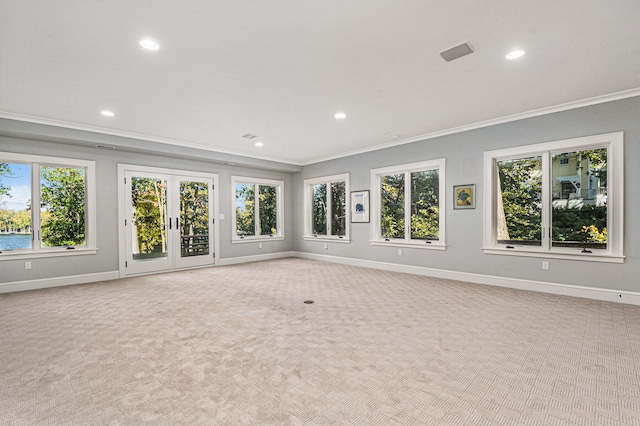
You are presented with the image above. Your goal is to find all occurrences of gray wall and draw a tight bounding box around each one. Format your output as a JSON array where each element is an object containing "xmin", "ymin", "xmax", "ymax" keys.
[
  {"xmin": 2, "ymin": 96, "xmax": 639, "ymax": 294},
  {"xmin": 0, "ymin": 132, "xmax": 294, "ymax": 284},
  {"xmin": 293, "ymin": 96, "xmax": 640, "ymax": 292}
]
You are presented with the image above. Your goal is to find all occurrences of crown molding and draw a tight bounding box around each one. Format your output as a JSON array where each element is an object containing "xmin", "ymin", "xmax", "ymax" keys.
[
  {"xmin": 2, "ymin": 88, "xmax": 639, "ymax": 168},
  {"xmin": 301, "ymin": 88, "xmax": 640, "ymax": 165}
]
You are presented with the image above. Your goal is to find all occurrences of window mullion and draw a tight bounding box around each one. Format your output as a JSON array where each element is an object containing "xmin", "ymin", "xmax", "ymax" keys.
[
  {"xmin": 32, "ymin": 163, "xmax": 42, "ymax": 251},
  {"xmin": 254, "ymin": 184, "xmax": 260, "ymax": 236},
  {"xmin": 327, "ymin": 181, "xmax": 332, "ymax": 235},
  {"xmin": 404, "ymin": 171, "xmax": 411, "ymax": 242},
  {"xmin": 376, "ymin": 175, "xmax": 382, "ymax": 240},
  {"xmin": 541, "ymin": 152, "xmax": 551, "ymax": 252},
  {"xmin": 306, "ymin": 184, "xmax": 311, "ymax": 236}
]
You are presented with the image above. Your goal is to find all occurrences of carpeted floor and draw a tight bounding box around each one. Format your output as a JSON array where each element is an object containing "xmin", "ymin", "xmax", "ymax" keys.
[{"xmin": 1, "ymin": 258, "xmax": 639, "ymax": 425}]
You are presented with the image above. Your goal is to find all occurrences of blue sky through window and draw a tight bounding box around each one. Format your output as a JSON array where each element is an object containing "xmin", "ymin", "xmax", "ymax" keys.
[{"xmin": 0, "ymin": 163, "xmax": 31, "ymax": 211}]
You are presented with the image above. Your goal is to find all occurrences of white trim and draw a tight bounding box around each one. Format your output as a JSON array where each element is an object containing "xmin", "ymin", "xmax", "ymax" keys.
[
  {"xmin": 0, "ymin": 152, "xmax": 96, "ymax": 254},
  {"xmin": 218, "ymin": 251, "xmax": 294, "ymax": 266},
  {"xmin": 0, "ymin": 271, "xmax": 119, "ymax": 294},
  {"xmin": 304, "ymin": 236, "xmax": 351, "ymax": 243},
  {"xmin": 0, "ymin": 248, "xmax": 98, "ymax": 261},
  {"xmin": 232, "ymin": 236, "xmax": 285, "ymax": 244},
  {"xmin": 302, "ymin": 89, "xmax": 640, "ymax": 165},
  {"xmin": 304, "ymin": 173, "xmax": 351, "ymax": 185},
  {"xmin": 4, "ymin": 90, "xmax": 638, "ymax": 167},
  {"xmin": 231, "ymin": 176, "xmax": 284, "ymax": 241},
  {"xmin": 483, "ymin": 132, "xmax": 623, "ymax": 261},
  {"xmin": 482, "ymin": 248, "xmax": 624, "ymax": 263},
  {"xmin": 0, "ymin": 111, "xmax": 302, "ymax": 166},
  {"xmin": 303, "ymin": 173, "xmax": 350, "ymax": 240},
  {"xmin": 1, "ymin": 252, "xmax": 637, "ymax": 305},
  {"xmin": 292, "ymin": 252, "xmax": 640, "ymax": 306},
  {"xmin": 370, "ymin": 158, "xmax": 446, "ymax": 247},
  {"xmin": 117, "ymin": 164, "xmax": 220, "ymax": 277},
  {"xmin": 369, "ymin": 240, "xmax": 446, "ymax": 250}
]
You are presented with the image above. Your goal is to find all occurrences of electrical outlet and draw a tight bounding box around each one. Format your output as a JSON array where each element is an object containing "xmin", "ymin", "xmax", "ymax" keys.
[
  {"xmin": 258, "ymin": 242, "xmax": 262, "ymax": 249},
  {"xmin": 398, "ymin": 249, "xmax": 402, "ymax": 256},
  {"xmin": 25, "ymin": 261, "xmax": 32, "ymax": 270},
  {"xmin": 542, "ymin": 261, "xmax": 549, "ymax": 270},
  {"xmin": 324, "ymin": 243, "xmax": 328, "ymax": 250}
]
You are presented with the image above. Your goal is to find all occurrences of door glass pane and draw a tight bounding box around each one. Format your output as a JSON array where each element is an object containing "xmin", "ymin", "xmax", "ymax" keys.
[
  {"xmin": 131, "ymin": 177, "xmax": 168, "ymax": 259},
  {"xmin": 410, "ymin": 170, "xmax": 439, "ymax": 240},
  {"xmin": 381, "ymin": 174, "xmax": 405, "ymax": 239},
  {"xmin": 258, "ymin": 185, "xmax": 277, "ymax": 235},
  {"xmin": 551, "ymin": 148, "xmax": 607, "ymax": 250},
  {"xmin": 496, "ymin": 156, "xmax": 542, "ymax": 246},
  {"xmin": 312, "ymin": 183, "xmax": 327, "ymax": 235},
  {"xmin": 235, "ymin": 183, "xmax": 255, "ymax": 237},
  {"xmin": 40, "ymin": 166, "xmax": 86, "ymax": 247},
  {"xmin": 0, "ymin": 163, "xmax": 32, "ymax": 250},
  {"xmin": 180, "ymin": 180, "xmax": 209, "ymax": 257},
  {"xmin": 330, "ymin": 181, "xmax": 346, "ymax": 236}
]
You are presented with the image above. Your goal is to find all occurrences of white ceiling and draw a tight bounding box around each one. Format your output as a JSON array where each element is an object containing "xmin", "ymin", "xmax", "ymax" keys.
[{"xmin": 1, "ymin": 1, "xmax": 640, "ymax": 165}]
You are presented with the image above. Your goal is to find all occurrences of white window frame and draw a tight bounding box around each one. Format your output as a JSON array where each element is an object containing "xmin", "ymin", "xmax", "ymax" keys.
[
  {"xmin": 231, "ymin": 176, "xmax": 284, "ymax": 243},
  {"xmin": 0, "ymin": 152, "xmax": 97, "ymax": 260},
  {"xmin": 483, "ymin": 131, "xmax": 624, "ymax": 263},
  {"xmin": 303, "ymin": 173, "xmax": 350, "ymax": 243},
  {"xmin": 370, "ymin": 158, "xmax": 446, "ymax": 250}
]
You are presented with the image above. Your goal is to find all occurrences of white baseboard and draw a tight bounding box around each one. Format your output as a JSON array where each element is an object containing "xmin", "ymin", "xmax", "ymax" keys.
[
  {"xmin": 293, "ymin": 252, "xmax": 640, "ymax": 306},
  {"xmin": 0, "ymin": 271, "xmax": 120, "ymax": 294},
  {"xmin": 218, "ymin": 251, "xmax": 295, "ymax": 266},
  {"xmin": 3, "ymin": 253, "xmax": 636, "ymax": 306}
]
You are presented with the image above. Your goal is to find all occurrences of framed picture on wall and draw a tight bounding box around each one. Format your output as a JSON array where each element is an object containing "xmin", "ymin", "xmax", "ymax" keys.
[
  {"xmin": 351, "ymin": 190, "xmax": 370, "ymax": 223},
  {"xmin": 453, "ymin": 184, "xmax": 475, "ymax": 209}
]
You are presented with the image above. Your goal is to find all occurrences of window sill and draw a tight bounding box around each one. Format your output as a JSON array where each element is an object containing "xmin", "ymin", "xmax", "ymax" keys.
[
  {"xmin": 482, "ymin": 247, "xmax": 624, "ymax": 264},
  {"xmin": 0, "ymin": 248, "xmax": 99, "ymax": 261},
  {"xmin": 304, "ymin": 236, "xmax": 351, "ymax": 244},
  {"xmin": 370, "ymin": 240, "xmax": 446, "ymax": 250},
  {"xmin": 232, "ymin": 236, "xmax": 285, "ymax": 244}
]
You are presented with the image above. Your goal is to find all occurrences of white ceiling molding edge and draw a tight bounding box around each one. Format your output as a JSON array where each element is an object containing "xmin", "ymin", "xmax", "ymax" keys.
[
  {"xmin": 301, "ymin": 88, "xmax": 640, "ymax": 166},
  {"xmin": 2, "ymin": 87, "xmax": 639, "ymax": 168},
  {"xmin": 0, "ymin": 111, "xmax": 303, "ymax": 167}
]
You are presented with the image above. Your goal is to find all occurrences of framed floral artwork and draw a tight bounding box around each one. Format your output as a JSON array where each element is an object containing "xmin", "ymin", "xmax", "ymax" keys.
[{"xmin": 453, "ymin": 184, "xmax": 475, "ymax": 209}]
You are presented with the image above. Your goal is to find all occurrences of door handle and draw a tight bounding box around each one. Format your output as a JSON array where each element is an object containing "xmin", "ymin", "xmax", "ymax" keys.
[
  {"xmin": 176, "ymin": 218, "xmax": 179, "ymax": 230},
  {"xmin": 168, "ymin": 218, "xmax": 172, "ymax": 230}
]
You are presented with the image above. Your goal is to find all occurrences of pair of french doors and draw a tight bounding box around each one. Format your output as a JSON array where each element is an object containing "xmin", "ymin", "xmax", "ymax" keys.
[{"xmin": 122, "ymin": 167, "xmax": 216, "ymax": 275}]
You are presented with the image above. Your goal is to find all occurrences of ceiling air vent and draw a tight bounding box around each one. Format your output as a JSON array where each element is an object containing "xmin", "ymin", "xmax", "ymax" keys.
[
  {"xmin": 440, "ymin": 42, "xmax": 474, "ymax": 62},
  {"xmin": 242, "ymin": 133, "xmax": 258, "ymax": 139}
]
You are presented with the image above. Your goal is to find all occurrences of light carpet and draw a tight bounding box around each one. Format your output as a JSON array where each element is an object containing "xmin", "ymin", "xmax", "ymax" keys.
[{"xmin": 1, "ymin": 258, "xmax": 639, "ymax": 425}]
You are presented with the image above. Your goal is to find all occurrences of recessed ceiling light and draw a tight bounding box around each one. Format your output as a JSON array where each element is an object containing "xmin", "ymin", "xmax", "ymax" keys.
[
  {"xmin": 334, "ymin": 112, "xmax": 346, "ymax": 119},
  {"xmin": 506, "ymin": 49, "xmax": 525, "ymax": 60},
  {"xmin": 139, "ymin": 39, "xmax": 160, "ymax": 51},
  {"xmin": 254, "ymin": 141, "xmax": 264, "ymax": 147},
  {"xmin": 100, "ymin": 110, "xmax": 114, "ymax": 117}
]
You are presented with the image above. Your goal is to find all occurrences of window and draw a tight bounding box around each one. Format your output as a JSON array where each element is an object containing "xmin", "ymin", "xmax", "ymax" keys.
[
  {"xmin": 370, "ymin": 159, "xmax": 446, "ymax": 249},
  {"xmin": 303, "ymin": 173, "xmax": 349, "ymax": 242},
  {"xmin": 0, "ymin": 153, "xmax": 96, "ymax": 258},
  {"xmin": 232, "ymin": 176, "xmax": 283, "ymax": 242},
  {"xmin": 483, "ymin": 132, "xmax": 623, "ymax": 262}
]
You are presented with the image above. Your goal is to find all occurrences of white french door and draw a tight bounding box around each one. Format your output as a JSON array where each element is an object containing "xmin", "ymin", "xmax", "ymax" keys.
[{"xmin": 119, "ymin": 166, "xmax": 217, "ymax": 276}]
